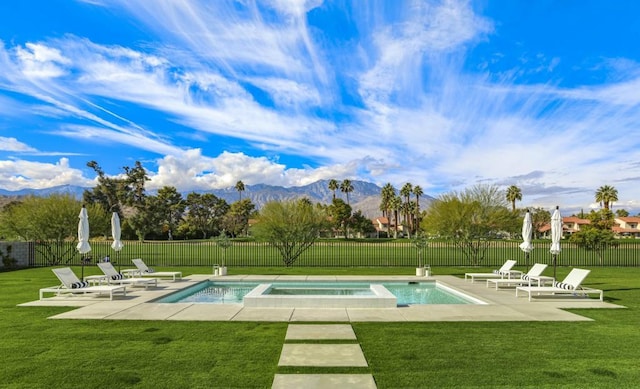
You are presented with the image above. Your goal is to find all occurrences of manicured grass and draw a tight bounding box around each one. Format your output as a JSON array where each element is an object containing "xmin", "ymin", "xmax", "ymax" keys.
[{"xmin": 1, "ymin": 266, "xmax": 639, "ymax": 388}]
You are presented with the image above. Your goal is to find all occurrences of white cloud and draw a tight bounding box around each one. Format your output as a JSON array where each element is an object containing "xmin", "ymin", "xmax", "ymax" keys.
[
  {"xmin": 0, "ymin": 137, "xmax": 37, "ymax": 152},
  {"xmin": 0, "ymin": 158, "xmax": 91, "ymax": 190},
  {"xmin": 14, "ymin": 42, "xmax": 71, "ymax": 78},
  {"xmin": 148, "ymin": 149, "xmax": 358, "ymax": 191}
]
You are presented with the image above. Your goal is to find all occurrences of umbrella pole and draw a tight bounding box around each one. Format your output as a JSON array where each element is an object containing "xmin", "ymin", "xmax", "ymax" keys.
[
  {"xmin": 552, "ymin": 254, "xmax": 557, "ymax": 280},
  {"xmin": 81, "ymin": 256, "xmax": 85, "ymax": 280}
]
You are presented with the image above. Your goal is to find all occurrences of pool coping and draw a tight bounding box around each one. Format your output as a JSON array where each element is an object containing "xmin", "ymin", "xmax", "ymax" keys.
[{"xmin": 21, "ymin": 274, "xmax": 624, "ymax": 322}]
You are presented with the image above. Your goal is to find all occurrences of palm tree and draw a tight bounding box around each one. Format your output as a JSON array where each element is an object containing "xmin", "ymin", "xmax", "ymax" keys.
[
  {"xmin": 235, "ymin": 180, "xmax": 245, "ymax": 201},
  {"xmin": 400, "ymin": 183, "xmax": 413, "ymax": 228},
  {"xmin": 390, "ymin": 195, "xmax": 402, "ymax": 238},
  {"xmin": 340, "ymin": 179, "xmax": 354, "ymax": 205},
  {"xmin": 506, "ymin": 185, "xmax": 522, "ymax": 212},
  {"xmin": 380, "ymin": 183, "xmax": 395, "ymax": 219},
  {"xmin": 328, "ymin": 179, "xmax": 338, "ymax": 200},
  {"xmin": 413, "ymin": 185, "xmax": 424, "ymax": 227},
  {"xmin": 595, "ymin": 185, "xmax": 618, "ymax": 210}
]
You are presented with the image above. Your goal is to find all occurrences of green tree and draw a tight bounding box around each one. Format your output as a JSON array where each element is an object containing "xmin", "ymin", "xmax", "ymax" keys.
[
  {"xmin": 251, "ymin": 199, "xmax": 328, "ymax": 267},
  {"xmin": 84, "ymin": 160, "xmax": 124, "ymax": 214},
  {"xmin": 235, "ymin": 180, "xmax": 245, "ymax": 201},
  {"xmin": 379, "ymin": 183, "xmax": 395, "ymax": 219},
  {"xmin": 421, "ymin": 184, "xmax": 518, "ymax": 265},
  {"xmin": 595, "ymin": 185, "xmax": 618, "ymax": 210},
  {"xmin": 340, "ymin": 179, "xmax": 354, "ymax": 205},
  {"xmin": 506, "ymin": 185, "xmax": 522, "ymax": 212},
  {"xmin": 127, "ymin": 195, "xmax": 163, "ymax": 241},
  {"xmin": 413, "ymin": 185, "xmax": 424, "ymax": 227},
  {"xmin": 569, "ymin": 209, "xmax": 618, "ymax": 264},
  {"xmin": 327, "ymin": 198, "xmax": 352, "ymax": 238},
  {"xmin": 530, "ymin": 207, "xmax": 551, "ymax": 239},
  {"xmin": 223, "ymin": 199, "xmax": 256, "ymax": 237},
  {"xmin": 390, "ymin": 195, "xmax": 402, "ymax": 238},
  {"xmin": 328, "ymin": 179, "xmax": 339, "ymax": 201},
  {"xmin": 122, "ymin": 161, "xmax": 149, "ymax": 206},
  {"xmin": 350, "ymin": 210, "xmax": 376, "ymax": 237},
  {"xmin": 181, "ymin": 193, "xmax": 229, "ymax": 239},
  {"xmin": 85, "ymin": 160, "xmax": 151, "ymax": 240},
  {"xmin": 615, "ymin": 209, "xmax": 629, "ymax": 217},
  {"xmin": 411, "ymin": 230, "xmax": 428, "ymax": 268},
  {"xmin": 215, "ymin": 230, "xmax": 233, "ymax": 269},
  {"xmin": 0, "ymin": 195, "xmax": 109, "ymax": 265},
  {"xmin": 400, "ymin": 183, "xmax": 413, "ymax": 231},
  {"xmin": 156, "ymin": 186, "xmax": 185, "ymax": 239}
]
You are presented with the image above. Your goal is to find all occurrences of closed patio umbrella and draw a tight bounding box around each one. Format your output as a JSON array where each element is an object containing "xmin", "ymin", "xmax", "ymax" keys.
[
  {"xmin": 519, "ymin": 209, "xmax": 534, "ymax": 271},
  {"xmin": 111, "ymin": 212, "xmax": 124, "ymax": 271},
  {"xmin": 77, "ymin": 206, "xmax": 91, "ymax": 279},
  {"xmin": 550, "ymin": 206, "xmax": 562, "ymax": 279}
]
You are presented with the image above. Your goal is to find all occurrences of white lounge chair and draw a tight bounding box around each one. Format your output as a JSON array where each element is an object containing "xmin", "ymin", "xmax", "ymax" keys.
[
  {"xmin": 486, "ymin": 263, "xmax": 549, "ymax": 290},
  {"xmin": 97, "ymin": 262, "xmax": 158, "ymax": 289},
  {"xmin": 516, "ymin": 268, "xmax": 604, "ymax": 301},
  {"xmin": 464, "ymin": 260, "xmax": 520, "ymax": 283},
  {"xmin": 122, "ymin": 258, "xmax": 182, "ymax": 281},
  {"xmin": 39, "ymin": 267, "xmax": 127, "ymax": 300}
]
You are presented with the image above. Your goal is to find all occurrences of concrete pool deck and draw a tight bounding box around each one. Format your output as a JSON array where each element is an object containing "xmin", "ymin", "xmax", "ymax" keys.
[{"xmin": 20, "ymin": 274, "xmax": 623, "ymax": 322}]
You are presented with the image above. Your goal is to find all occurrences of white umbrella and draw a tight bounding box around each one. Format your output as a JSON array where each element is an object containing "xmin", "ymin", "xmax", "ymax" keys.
[
  {"xmin": 111, "ymin": 212, "xmax": 124, "ymax": 271},
  {"xmin": 549, "ymin": 206, "xmax": 562, "ymax": 279},
  {"xmin": 77, "ymin": 206, "xmax": 91, "ymax": 279},
  {"xmin": 111, "ymin": 212, "xmax": 124, "ymax": 251},
  {"xmin": 519, "ymin": 209, "xmax": 534, "ymax": 270}
]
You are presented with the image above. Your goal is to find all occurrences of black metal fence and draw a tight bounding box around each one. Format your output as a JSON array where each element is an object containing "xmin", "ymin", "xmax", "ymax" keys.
[{"xmin": 26, "ymin": 239, "xmax": 640, "ymax": 268}]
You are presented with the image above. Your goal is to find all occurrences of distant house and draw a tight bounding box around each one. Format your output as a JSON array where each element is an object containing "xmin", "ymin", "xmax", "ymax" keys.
[
  {"xmin": 538, "ymin": 216, "xmax": 640, "ymax": 238},
  {"xmin": 613, "ymin": 217, "xmax": 640, "ymax": 238},
  {"xmin": 371, "ymin": 216, "xmax": 404, "ymax": 238},
  {"xmin": 538, "ymin": 216, "xmax": 590, "ymax": 238}
]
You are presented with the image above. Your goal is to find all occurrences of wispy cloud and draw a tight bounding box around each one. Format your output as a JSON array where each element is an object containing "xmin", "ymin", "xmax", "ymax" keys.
[
  {"xmin": 0, "ymin": 137, "xmax": 37, "ymax": 152},
  {"xmin": 0, "ymin": 0, "xmax": 639, "ymax": 214}
]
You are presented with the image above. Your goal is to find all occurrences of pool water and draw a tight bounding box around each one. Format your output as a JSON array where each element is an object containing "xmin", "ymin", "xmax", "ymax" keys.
[
  {"xmin": 266, "ymin": 287, "xmax": 374, "ymax": 296},
  {"xmin": 157, "ymin": 281, "xmax": 481, "ymax": 305}
]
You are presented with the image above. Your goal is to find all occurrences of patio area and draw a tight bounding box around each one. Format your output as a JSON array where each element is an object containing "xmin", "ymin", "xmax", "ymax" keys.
[{"xmin": 20, "ymin": 274, "xmax": 623, "ymax": 322}]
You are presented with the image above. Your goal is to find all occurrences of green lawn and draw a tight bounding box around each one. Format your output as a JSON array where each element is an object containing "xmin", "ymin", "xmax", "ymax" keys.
[{"xmin": 1, "ymin": 266, "xmax": 639, "ymax": 388}]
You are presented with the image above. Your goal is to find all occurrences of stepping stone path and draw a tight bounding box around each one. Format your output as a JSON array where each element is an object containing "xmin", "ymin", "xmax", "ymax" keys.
[{"xmin": 272, "ymin": 324, "xmax": 376, "ymax": 388}]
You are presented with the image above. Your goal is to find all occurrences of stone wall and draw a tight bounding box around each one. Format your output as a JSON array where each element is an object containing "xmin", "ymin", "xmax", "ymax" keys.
[{"xmin": 0, "ymin": 242, "xmax": 34, "ymax": 269}]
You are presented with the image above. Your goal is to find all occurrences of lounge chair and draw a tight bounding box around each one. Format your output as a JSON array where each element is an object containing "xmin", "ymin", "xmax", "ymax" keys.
[
  {"xmin": 486, "ymin": 263, "xmax": 549, "ymax": 290},
  {"xmin": 122, "ymin": 258, "xmax": 182, "ymax": 281},
  {"xmin": 464, "ymin": 260, "xmax": 520, "ymax": 283},
  {"xmin": 39, "ymin": 267, "xmax": 127, "ymax": 300},
  {"xmin": 97, "ymin": 262, "xmax": 158, "ymax": 289},
  {"xmin": 516, "ymin": 268, "xmax": 604, "ymax": 301}
]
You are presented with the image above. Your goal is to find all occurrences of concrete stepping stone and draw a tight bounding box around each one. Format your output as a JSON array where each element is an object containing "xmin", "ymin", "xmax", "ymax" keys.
[
  {"xmin": 285, "ymin": 324, "xmax": 356, "ymax": 340},
  {"xmin": 278, "ymin": 344, "xmax": 368, "ymax": 367},
  {"xmin": 272, "ymin": 374, "xmax": 376, "ymax": 388}
]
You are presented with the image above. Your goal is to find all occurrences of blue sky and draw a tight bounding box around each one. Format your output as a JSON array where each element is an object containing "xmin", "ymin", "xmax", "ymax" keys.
[{"xmin": 1, "ymin": 0, "xmax": 639, "ymax": 214}]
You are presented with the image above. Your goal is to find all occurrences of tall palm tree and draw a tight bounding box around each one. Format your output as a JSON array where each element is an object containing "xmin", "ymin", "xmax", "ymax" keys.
[
  {"xmin": 413, "ymin": 185, "xmax": 424, "ymax": 227},
  {"xmin": 390, "ymin": 195, "xmax": 402, "ymax": 238},
  {"xmin": 400, "ymin": 183, "xmax": 413, "ymax": 228},
  {"xmin": 506, "ymin": 185, "xmax": 522, "ymax": 212},
  {"xmin": 235, "ymin": 180, "xmax": 245, "ymax": 201},
  {"xmin": 595, "ymin": 185, "xmax": 618, "ymax": 210},
  {"xmin": 328, "ymin": 179, "xmax": 338, "ymax": 200},
  {"xmin": 340, "ymin": 179, "xmax": 354, "ymax": 205},
  {"xmin": 380, "ymin": 183, "xmax": 395, "ymax": 218}
]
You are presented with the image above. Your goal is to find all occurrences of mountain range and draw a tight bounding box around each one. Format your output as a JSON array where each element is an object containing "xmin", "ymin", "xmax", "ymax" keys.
[{"xmin": 0, "ymin": 180, "xmax": 435, "ymax": 218}]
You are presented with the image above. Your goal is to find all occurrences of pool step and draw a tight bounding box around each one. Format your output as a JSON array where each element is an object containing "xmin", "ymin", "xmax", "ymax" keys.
[{"xmin": 273, "ymin": 324, "xmax": 377, "ymax": 388}]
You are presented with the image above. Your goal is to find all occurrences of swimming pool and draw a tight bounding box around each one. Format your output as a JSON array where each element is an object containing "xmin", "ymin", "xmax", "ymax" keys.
[{"xmin": 156, "ymin": 281, "xmax": 485, "ymax": 306}]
